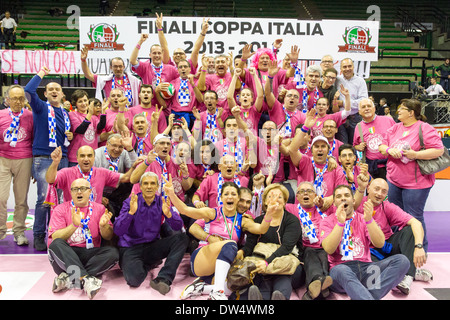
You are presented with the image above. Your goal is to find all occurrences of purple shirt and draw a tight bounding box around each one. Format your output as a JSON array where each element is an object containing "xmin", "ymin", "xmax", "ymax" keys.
[{"xmin": 114, "ymin": 193, "xmax": 183, "ymax": 247}]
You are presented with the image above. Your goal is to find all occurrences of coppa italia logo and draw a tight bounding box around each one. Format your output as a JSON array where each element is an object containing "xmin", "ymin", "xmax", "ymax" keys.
[
  {"xmin": 338, "ymin": 26, "xmax": 376, "ymax": 53},
  {"xmin": 85, "ymin": 23, "xmax": 124, "ymax": 51}
]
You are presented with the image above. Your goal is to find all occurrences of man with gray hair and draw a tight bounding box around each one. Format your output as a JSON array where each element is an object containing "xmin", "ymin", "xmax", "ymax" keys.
[
  {"xmin": 291, "ymin": 64, "xmax": 324, "ymax": 112},
  {"xmin": 335, "ymin": 58, "xmax": 368, "ymax": 144},
  {"xmin": 0, "ymin": 85, "xmax": 33, "ymax": 245},
  {"xmin": 114, "ymin": 172, "xmax": 188, "ymax": 294},
  {"xmin": 94, "ymin": 132, "xmax": 140, "ymax": 219}
]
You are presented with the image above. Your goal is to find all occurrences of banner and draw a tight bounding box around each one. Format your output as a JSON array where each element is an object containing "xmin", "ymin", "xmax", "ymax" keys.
[
  {"xmin": 0, "ymin": 50, "xmax": 81, "ymax": 74},
  {"xmin": 79, "ymin": 16, "xmax": 379, "ymax": 75}
]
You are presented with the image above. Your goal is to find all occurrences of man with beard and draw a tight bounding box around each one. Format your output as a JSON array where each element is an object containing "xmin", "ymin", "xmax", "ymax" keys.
[
  {"xmin": 25, "ymin": 67, "xmax": 72, "ymax": 251},
  {"xmin": 319, "ymin": 184, "xmax": 410, "ymax": 300}
]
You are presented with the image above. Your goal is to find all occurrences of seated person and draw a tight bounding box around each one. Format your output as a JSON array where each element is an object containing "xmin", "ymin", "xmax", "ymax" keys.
[{"xmin": 47, "ymin": 178, "xmax": 119, "ymax": 299}]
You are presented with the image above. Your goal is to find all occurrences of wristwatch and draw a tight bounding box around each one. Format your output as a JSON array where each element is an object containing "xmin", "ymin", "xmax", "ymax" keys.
[{"xmin": 415, "ymin": 243, "xmax": 423, "ymax": 249}]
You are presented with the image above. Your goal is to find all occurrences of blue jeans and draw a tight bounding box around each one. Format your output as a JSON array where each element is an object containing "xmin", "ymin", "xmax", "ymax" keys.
[
  {"xmin": 387, "ymin": 180, "xmax": 431, "ymax": 252},
  {"xmin": 32, "ymin": 156, "xmax": 68, "ymax": 238},
  {"xmin": 330, "ymin": 255, "xmax": 410, "ymax": 300}
]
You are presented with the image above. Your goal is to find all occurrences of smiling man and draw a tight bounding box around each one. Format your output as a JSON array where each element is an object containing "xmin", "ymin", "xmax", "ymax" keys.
[{"xmin": 25, "ymin": 67, "xmax": 71, "ymax": 251}]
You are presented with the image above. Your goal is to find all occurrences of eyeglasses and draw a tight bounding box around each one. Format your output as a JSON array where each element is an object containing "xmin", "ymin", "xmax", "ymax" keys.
[
  {"xmin": 297, "ymin": 189, "xmax": 315, "ymax": 194},
  {"xmin": 321, "ymin": 60, "xmax": 333, "ymax": 64},
  {"xmin": 70, "ymin": 186, "xmax": 91, "ymax": 193},
  {"xmin": 8, "ymin": 97, "xmax": 25, "ymax": 102}
]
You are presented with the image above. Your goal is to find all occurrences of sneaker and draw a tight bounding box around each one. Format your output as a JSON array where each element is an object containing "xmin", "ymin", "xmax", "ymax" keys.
[
  {"xmin": 150, "ymin": 277, "xmax": 171, "ymax": 295},
  {"xmin": 248, "ymin": 285, "xmax": 263, "ymax": 300},
  {"xmin": 208, "ymin": 289, "xmax": 228, "ymax": 300},
  {"xmin": 14, "ymin": 233, "xmax": 29, "ymax": 246},
  {"xmin": 33, "ymin": 235, "xmax": 47, "ymax": 251},
  {"xmin": 396, "ymin": 275, "xmax": 413, "ymax": 295},
  {"xmin": 415, "ymin": 269, "xmax": 433, "ymax": 282},
  {"xmin": 52, "ymin": 272, "xmax": 71, "ymax": 293},
  {"xmin": 271, "ymin": 290, "xmax": 286, "ymax": 300},
  {"xmin": 307, "ymin": 279, "xmax": 322, "ymax": 299},
  {"xmin": 82, "ymin": 276, "xmax": 102, "ymax": 299},
  {"xmin": 180, "ymin": 277, "xmax": 205, "ymax": 300}
]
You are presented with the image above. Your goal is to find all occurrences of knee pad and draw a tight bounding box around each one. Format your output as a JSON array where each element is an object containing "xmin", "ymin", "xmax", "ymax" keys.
[{"xmin": 217, "ymin": 241, "xmax": 238, "ymax": 264}]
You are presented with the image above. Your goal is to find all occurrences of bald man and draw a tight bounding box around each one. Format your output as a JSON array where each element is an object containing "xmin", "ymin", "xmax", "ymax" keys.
[
  {"xmin": 47, "ymin": 178, "xmax": 118, "ymax": 299},
  {"xmin": 355, "ymin": 177, "xmax": 432, "ymax": 295}
]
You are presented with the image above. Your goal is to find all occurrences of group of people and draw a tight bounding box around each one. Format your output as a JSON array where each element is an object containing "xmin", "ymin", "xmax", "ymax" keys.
[{"xmin": 0, "ymin": 14, "xmax": 445, "ymax": 300}]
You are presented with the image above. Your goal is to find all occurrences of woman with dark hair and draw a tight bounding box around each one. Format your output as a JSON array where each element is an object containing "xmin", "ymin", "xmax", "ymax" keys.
[
  {"xmin": 163, "ymin": 178, "xmax": 275, "ymax": 300},
  {"xmin": 378, "ymin": 98, "xmax": 445, "ymax": 252}
]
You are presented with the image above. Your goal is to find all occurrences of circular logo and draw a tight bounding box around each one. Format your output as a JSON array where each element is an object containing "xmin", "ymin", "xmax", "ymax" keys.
[
  {"xmin": 346, "ymin": 26, "xmax": 369, "ymax": 45},
  {"xmin": 92, "ymin": 23, "xmax": 117, "ymax": 43}
]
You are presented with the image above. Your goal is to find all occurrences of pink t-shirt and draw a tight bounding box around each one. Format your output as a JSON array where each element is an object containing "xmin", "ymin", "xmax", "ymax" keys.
[
  {"xmin": 92, "ymin": 74, "xmax": 139, "ymax": 105},
  {"xmin": 268, "ymin": 100, "xmax": 306, "ymax": 138},
  {"xmin": 356, "ymin": 196, "xmax": 412, "ymax": 242},
  {"xmin": 295, "ymin": 155, "xmax": 348, "ymax": 198},
  {"xmin": 131, "ymin": 61, "xmax": 179, "ymax": 115},
  {"xmin": 67, "ymin": 112, "xmax": 100, "ymax": 163},
  {"xmin": 194, "ymin": 172, "xmax": 249, "ymax": 208},
  {"xmin": 285, "ymin": 203, "xmax": 326, "ymax": 249},
  {"xmin": 222, "ymin": 105, "xmax": 261, "ymax": 136},
  {"xmin": 168, "ymin": 77, "xmax": 200, "ymax": 113},
  {"xmin": 304, "ymin": 138, "xmax": 343, "ymax": 164},
  {"xmin": 0, "ymin": 108, "xmax": 33, "ymax": 159},
  {"xmin": 353, "ymin": 115, "xmax": 396, "ymax": 165},
  {"xmin": 55, "ymin": 166, "xmax": 121, "ymax": 203},
  {"xmin": 310, "ymin": 111, "xmax": 348, "ymax": 139},
  {"xmin": 382, "ymin": 120, "xmax": 444, "ymax": 189},
  {"xmin": 195, "ymin": 110, "xmax": 226, "ymax": 142},
  {"xmin": 215, "ymin": 137, "xmax": 249, "ymax": 176},
  {"xmin": 128, "ymin": 104, "xmax": 167, "ymax": 132},
  {"xmin": 194, "ymin": 206, "xmax": 242, "ymax": 248},
  {"xmin": 204, "ymin": 73, "xmax": 234, "ymax": 110},
  {"xmin": 254, "ymin": 137, "xmax": 280, "ymax": 177},
  {"xmin": 167, "ymin": 57, "xmax": 198, "ymax": 75},
  {"xmin": 48, "ymin": 201, "xmax": 111, "ymax": 247},
  {"xmin": 319, "ymin": 211, "xmax": 372, "ymax": 269}
]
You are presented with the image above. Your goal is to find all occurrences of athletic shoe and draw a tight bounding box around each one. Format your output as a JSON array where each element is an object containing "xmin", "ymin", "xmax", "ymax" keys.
[
  {"xmin": 180, "ymin": 277, "xmax": 205, "ymax": 300},
  {"xmin": 396, "ymin": 275, "xmax": 413, "ymax": 295},
  {"xmin": 307, "ymin": 279, "xmax": 322, "ymax": 299},
  {"xmin": 52, "ymin": 272, "xmax": 71, "ymax": 293},
  {"xmin": 82, "ymin": 276, "xmax": 102, "ymax": 299},
  {"xmin": 150, "ymin": 277, "xmax": 171, "ymax": 295},
  {"xmin": 208, "ymin": 289, "xmax": 228, "ymax": 300},
  {"xmin": 14, "ymin": 233, "xmax": 29, "ymax": 246},
  {"xmin": 248, "ymin": 285, "xmax": 263, "ymax": 300},
  {"xmin": 415, "ymin": 269, "xmax": 433, "ymax": 282},
  {"xmin": 33, "ymin": 235, "xmax": 47, "ymax": 251},
  {"xmin": 271, "ymin": 290, "xmax": 286, "ymax": 300}
]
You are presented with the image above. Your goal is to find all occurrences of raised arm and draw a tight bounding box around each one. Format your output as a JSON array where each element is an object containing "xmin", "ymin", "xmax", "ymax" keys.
[
  {"xmin": 80, "ymin": 46, "xmax": 95, "ymax": 82},
  {"xmin": 130, "ymin": 34, "xmax": 148, "ymax": 66}
]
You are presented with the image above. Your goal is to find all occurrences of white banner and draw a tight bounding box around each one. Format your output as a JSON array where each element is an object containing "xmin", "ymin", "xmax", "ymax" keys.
[
  {"xmin": 0, "ymin": 50, "xmax": 81, "ymax": 74},
  {"xmin": 79, "ymin": 16, "xmax": 379, "ymax": 75}
]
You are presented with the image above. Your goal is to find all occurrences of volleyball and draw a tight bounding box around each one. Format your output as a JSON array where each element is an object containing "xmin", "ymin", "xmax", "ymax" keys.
[{"xmin": 159, "ymin": 83, "xmax": 175, "ymax": 99}]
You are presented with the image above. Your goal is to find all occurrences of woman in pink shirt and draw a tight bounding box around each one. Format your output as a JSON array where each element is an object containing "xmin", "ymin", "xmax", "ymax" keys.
[
  {"xmin": 67, "ymin": 90, "xmax": 105, "ymax": 166},
  {"xmin": 378, "ymin": 99, "xmax": 445, "ymax": 252}
]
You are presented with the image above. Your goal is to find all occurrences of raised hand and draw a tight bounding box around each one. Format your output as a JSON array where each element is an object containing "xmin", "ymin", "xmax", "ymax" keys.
[
  {"xmin": 128, "ymin": 193, "xmax": 138, "ymax": 215},
  {"xmin": 100, "ymin": 209, "xmax": 113, "ymax": 227}
]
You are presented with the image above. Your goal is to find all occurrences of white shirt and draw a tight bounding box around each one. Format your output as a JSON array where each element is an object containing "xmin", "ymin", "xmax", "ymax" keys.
[
  {"xmin": 426, "ymin": 84, "xmax": 445, "ymax": 96},
  {"xmin": 1, "ymin": 17, "xmax": 17, "ymax": 29},
  {"xmin": 336, "ymin": 74, "xmax": 368, "ymax": 115}
]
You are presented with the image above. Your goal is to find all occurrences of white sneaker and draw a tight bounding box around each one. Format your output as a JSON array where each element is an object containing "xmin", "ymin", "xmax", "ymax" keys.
[
  {"xmin": 208, "ymin": 289, "xmax": 228, "ymax": 300},
  {"xmin": 82, "ymin": 276, "xmax": 102, "ymax": 299},
  {"xmin": 180, "ymin": 277, "xmax": 205, "ymax": 300},
  {"xmin": 14, "ymin": 233, "xmax": 29, "ymax": 246},
  {"xmin": 52, "ymin": 272, "xmax": 71, "ymax": 293},
  {"xmin": 396, "ymin": 275, "xmax": 413, "ymax": 295},
  {"xmin": 415, "ymin": 269, "xmax": 433, "ymax": 282}
]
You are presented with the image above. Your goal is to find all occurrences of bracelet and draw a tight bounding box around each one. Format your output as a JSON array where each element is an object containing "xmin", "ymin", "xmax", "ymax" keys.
[
  {"xmin": 182, "ymin": 174, "xmax": 190, "ymax": 180},
  {"xmin": 268, "ymin": 75, "xmax": 274, "ymax": 79},
  {"xmin": 200, "ymin": 33, "xmax": 206, "ymax": 36},
  {"xmin": 157, "ymin": 28, "xmax": 163, "ymax": 32},
  {"xmin": 136, "ymin": 43, "xmax": 141, "ymax": 49},
  {"xmin": 300, "ymin": 125, "xmax": 310, "ymax": 133},
  {"xmin": 385, "ymin": 147, "xmax": 391, "ymax": 154},
  {"xmin": 205, "ymin": 234, "xmax": 210, "ymax": 242},
  {"xmin": 193, "ymin": 200, "xmax": 200, "ymax": 206},
  {"xmin": 357, "ymin": 188, "xmax": 365, "ymax": 193},
  {"xmin": 365, "ymin": 218, "xmax": 374, "ymax": 225},
  {"xmin": 81, "ymin": 58, "xmax": 86, "ymax": 62},
  {"xmin": 144, "ymin": 159, "xmax": 150, "ymax": 166},
  {"xmin": 201, "ymin": 69, "xmax": 206, "ymax": 72},
  {"xmin": 263, "ymin": 217, "xmax": 272, "ymax": 223},
  {"xmin": 337, "ymin": 221, "xmax": 345, "ymax": 227},
  {"xmin": 264, "ymin": 260, "xmax": 269, "ymax": 267},
  {"xmin": 72, "ymin": 223, "xmax": 79, "ymax": 228}
]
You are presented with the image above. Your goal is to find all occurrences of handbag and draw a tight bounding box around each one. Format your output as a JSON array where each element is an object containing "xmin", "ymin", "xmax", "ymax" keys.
[
  {"xmin": 227, "ymin": 259, "xmax": 256, "ymax": 292},
  {"xmin": 416, "ymin": 124, "xmax": 450, "ymax": 175},
  {"xmin": 243, "ymin": 242, "xmax": 301, "ymax": 275}
]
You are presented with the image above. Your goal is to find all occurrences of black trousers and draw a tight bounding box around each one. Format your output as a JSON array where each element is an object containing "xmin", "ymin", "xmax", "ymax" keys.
[
  {"xmin": 118, "ymin": 233, "xmax": 189, "ymax": 287},
  {"xmin": 371, "ymin": 225, "xmax": 416, "ymax": 277},
  {"xmin": 292, "ymin": 246, "xmax": 329, "ymax": 289},
  {"xmin": 48, "ymin": 238, "xmax": 119, "ymax": 279}
]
